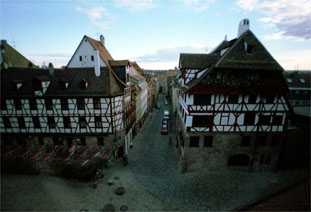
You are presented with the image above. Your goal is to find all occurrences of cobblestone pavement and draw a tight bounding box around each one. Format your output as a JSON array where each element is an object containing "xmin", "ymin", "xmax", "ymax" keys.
[{"xmin": 1, "ymin": 94, "xmax": 309, "ymax": 211}]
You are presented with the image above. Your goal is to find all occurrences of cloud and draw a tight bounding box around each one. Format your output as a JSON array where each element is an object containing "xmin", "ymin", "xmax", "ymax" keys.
[
  {"xmin": 179, "ymin": 0, "xmax": 215, "ymax": 12},
  {"xmin": 76, "ymin": 6, "xmax": 114, "ymax": 30},
  {"xmin": 115, "ymin": 0, "xmax": 158, "ymax": 12},
  {"xmin": 134, "ymin": 46, "xmax": 208, "ymax": 62},
  {"xmin": 237, "ymin": 0, "xmax": 311, "ymax": 40},
  {"xmin": 274, "ymin": 49, "xmax": 311, "ymax": 70},
  {"xmin": 28, "ymin": 53, "xmax": 72, "ymax": 68},
  {"xmin": 76, "ymin": 6, "xmax": 108, "ymax": 20}
]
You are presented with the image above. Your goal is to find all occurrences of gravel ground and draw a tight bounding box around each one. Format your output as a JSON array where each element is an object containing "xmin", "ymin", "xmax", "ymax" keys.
[{"xmin": 1, "ymin": 94, "xmax": 309, "ymax": 211}]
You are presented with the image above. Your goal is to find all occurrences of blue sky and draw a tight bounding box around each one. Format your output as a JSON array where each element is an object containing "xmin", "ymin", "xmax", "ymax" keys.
[{"xmin": 1, "ymin": 0, "xmax": 310, "ymax": 70}]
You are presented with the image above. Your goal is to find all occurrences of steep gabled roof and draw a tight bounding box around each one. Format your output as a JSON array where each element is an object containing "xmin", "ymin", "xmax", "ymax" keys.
[
  {"xmin": 179, "ymin": 53, "xmax": 219, "ymax": 69},
  {"xmin": 1, "ymin": 67, "xmax": 124, "ymax": 98},
  {"xmin": 0, "ymin": 40, "xmax": 38, "ymax": 69},
  {"xmin": 85, "ymin": 36, "xmax": 113, "ymax": 66},
  {"xmin": 215, "ymin": 30, "xmax": 283, "ymax": 71},
  {"xmin": 210, "ymin": 38, "xmax": 237, "ymax": 54},
  {"xmin": 179, "ymin": 29, "xmax": 286, "ymax": 94},
  {"xmin": 66, "ymin": 35, "xmax": 113, "ymax": 68}
]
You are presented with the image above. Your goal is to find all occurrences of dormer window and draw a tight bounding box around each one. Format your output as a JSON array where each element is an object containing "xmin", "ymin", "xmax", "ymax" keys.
[
  {"xmin": 32, "ymin": 76, "xmax": 50, "ymax": 95},
  {"xmin": 246, "ymin": 45, "xmax": 254, "ymax": 54},
  {"xmin": 80, "ymin": 79, "xmax": 88, "ymax": 90},
  {"xmin": 60, "ymin": 79, "xmax": 69, "ymax": 90},
  {"xmin": 244, "ymin": 41, "xmax": 254, "ymax": 54},
  {"xmin": 11, "ymin": 80, "xmax": 23, "ymax": 91},
  {"xmin": 299, "ymin": 79, "xmax": 305, "ymax": 84}
]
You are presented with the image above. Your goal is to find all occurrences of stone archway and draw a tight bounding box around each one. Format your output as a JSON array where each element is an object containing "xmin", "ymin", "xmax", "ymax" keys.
[{"xmin": 228, "ymin": 154, "xmax": 250, "ymax": 166}]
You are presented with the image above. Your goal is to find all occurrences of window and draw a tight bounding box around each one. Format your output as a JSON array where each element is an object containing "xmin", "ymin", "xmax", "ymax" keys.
[
  {"xmin": 193, "ymin": 115, "xmax": 214, "ymax": 128},
  {"xmin": 194, "ymin": 94, "xmax": 211, "ymax": 105},
  {"xmin": 270, "ymin": 135, "xmax": 279, "ymax": 146},
  {"xmin": 299, "ymin": 79, "xmax": 305, "ymax": 84},
  {"xmin": 32, "ymin": 116, "xmax": 41, "ymax": 128},
  {"xmin": 14, "ymin": 99, "xmax": 22, "ymax": 110},
  {"xmin": 91, "ymin": 55, "xmax": 94, "ymax": 61},
  {"xmin": 3, "ymin": 117, "xmax": 11, "ymax": 128},
  {"xmin": 256, "ymin": 136, "xmax": 267, "ymax": 146},
  {"xmin": 29, "ymin": 98, "xmax": 37, "ymax": 110},
  {"xmin": 79, "ymin": 56, "xmax": 82, "ymax": 61},
  {"xmin": 228, "ymin": 94, "xmax": 238, "ymax": 104},
  {"xmin": 286, "ymin": 79, "xmax": 292, "ymax": 83},
  {"xmin": 272, "ymin": 115, "xmax": 283, "ymax": 125},
  {"xmin": 97, "ymin": 137, "xmax": 104, "ymax": 146},
  {"xmin": 244, "ymin": 113, "xmax": 256, "ymax": 125},
  {"xmin": 248, "ymin": 95, "xmax": 257, "ymax": 104},
  {"xmin": 246, "ymin": 45, "xmax": 254, "ymax": 54},
  {"xmin": 18, "ymin": 117, "xmax": 26, "ymax": 128},
  {"xmin": 63, "ymin": 116, "xmax": 71, "ymax": 128},
  {"xmin": 79, "ymin": 117, "xmax": 86, "ymax": 128},
  {"xmin": 48, "ymin": 116, "xmax": 56, "ymax": 128},
  {"xmin": 1, "ymin": 99, "xmax": 7, "ymax": 110},
  {"xmin": 204, "ymin": 136, "xmax": 213, "ymax": 147},
  {"xmin": 77, "ymin": 98, "xmax": 85, "ymax": 110},
  {"xmin": 258, "ymin": 115, "xmax": 271, "ymax": 125},
  {"xmin": 95, "ymin": 116, "xmax": 102, "ymax": 128},
  {"xmin": 45, "ymin": 98, "xmax": 53, "ymax": 110},
  {"xmin": 241, "ymin": 136, "xmax": 251, "ymax": 146},
  {"xmin": 61, "ymin": 98, "xmax": 69, "ymax": 110},
  {"xmin": 126, "ymin": 73, "xmax": 129, "ymax": 83},
  {"xmin": 93, "ymin": 98, "xmax": 101, "ymax": 109},
  {"xmin": 189, "ymin": 136, "xmax": 199, "ymax": 147}
]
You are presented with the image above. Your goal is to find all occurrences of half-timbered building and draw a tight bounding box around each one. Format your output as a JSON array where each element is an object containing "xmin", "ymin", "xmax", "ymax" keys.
[
  {"xmin": 175, "ymin": 19, "xmax": 291, "ymax": 172},
  {"xmin": 0, "ymin": 65, "xmax": 129, "ymax": 158}
]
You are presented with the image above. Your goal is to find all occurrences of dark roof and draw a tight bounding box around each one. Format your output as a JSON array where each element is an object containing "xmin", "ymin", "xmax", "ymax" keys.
[
  {"xmin": 179, "ymin": 53, "xmax": 219, "ymax": 69},
  {"xmin": 210, "ymin": 38, "xmax": 237, "ymax": 54},
  {"xmin": 283, "ymin": 71, "xmax": 311, "ymax": 89},
  {"xmin": 215, "ymin": 30, "xmax": 283, "ymax": 71},
  {"xmin": 1, "ymin": 67, "xmax": 124, "ymax": 98},
  {"xmin": 109, "ymin": 60, "xmax": 130, "ymax": 67},
  {"xmin": 0, "ymin": 40, "xmax": 38, "ymax": 69},
  {"xmin": 178, "ymin": 29, "xmax": 286, "ymax": 94}
]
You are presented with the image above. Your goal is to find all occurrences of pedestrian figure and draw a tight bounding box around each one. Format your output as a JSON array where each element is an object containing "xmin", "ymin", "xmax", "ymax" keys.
[{"xmin": 169, "ymin": 136, "xmax": 172, "ymax": 145}]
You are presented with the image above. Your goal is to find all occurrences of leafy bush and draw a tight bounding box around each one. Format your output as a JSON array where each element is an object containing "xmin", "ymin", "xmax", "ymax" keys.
[{"xmin": 1, "ymin": 158, "xmax": 40, "ymax": 175}]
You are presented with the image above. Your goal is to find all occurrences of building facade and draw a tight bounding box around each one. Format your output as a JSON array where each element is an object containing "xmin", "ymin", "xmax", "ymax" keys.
[
  {"xmin": 129, "ymin": 63, "xmax": 148, "ymax": 128},
  {"xmin": 283, "ymin": 71, "xmax": 311, "ymax": 107},
  {"xmin": 0, "ymin": 66, "xmax": 127, "ymax": 158},
  {"xmin": 175, "ymin": 19, "xmax": 291, "ymax": 172}
]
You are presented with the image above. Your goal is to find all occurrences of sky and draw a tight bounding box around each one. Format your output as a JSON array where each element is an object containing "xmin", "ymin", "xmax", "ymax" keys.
[{"xmin": 1, "ymin": 0, "xmax": 311, "ymax": 70}]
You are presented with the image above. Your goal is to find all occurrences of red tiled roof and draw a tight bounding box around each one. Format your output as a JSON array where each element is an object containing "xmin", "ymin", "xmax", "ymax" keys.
[{"xmin": 85, "ymin": 36, "xmax": 113, "ymax": 67}]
